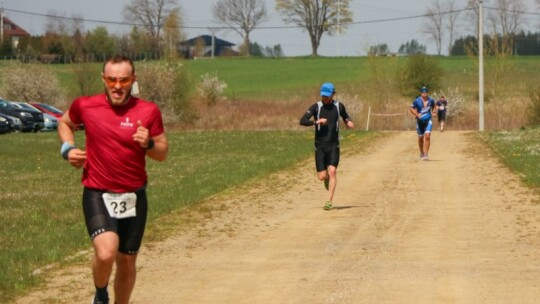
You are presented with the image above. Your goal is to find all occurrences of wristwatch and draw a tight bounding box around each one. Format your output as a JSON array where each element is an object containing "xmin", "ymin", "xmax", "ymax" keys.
[{"xmin": 144, "ymin": 139, "xmax": 155, "ymax": 150}]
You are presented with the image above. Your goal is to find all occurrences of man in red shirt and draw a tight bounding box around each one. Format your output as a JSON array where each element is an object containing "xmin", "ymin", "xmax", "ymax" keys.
[{"xmin": 57, "ymin": 55, "xmax": 168, "ymax": 304}]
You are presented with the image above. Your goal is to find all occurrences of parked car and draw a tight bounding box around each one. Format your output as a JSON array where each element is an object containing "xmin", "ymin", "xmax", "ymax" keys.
[
  {"xmin": 0, "ymin": 100, "xmax": 44, "ymax": 132},
  {"xmin": 0, "ymin": 114, "xmax": 10, "ymax": 134},
  {"xmin": 41, "ymin": 113, "xmax": 59, "ymax": 131},
  {"xmin": 29, "ymin": 102, "xmax": 84, "ymax": 130},
  {"xmin": 0, "ymin": 113, "xmax": 22, "ymax": 132},
  {"xmin": 29, "ymin": 102, "xmax": 63, "ymax": 119},
  {"xmin": 10, "ymin": 101, "xmax": 46, "ymax": 132}
]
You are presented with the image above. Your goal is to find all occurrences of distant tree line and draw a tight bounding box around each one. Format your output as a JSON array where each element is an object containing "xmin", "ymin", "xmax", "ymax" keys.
[
  {"xmin": 368, "ymin": 32, "xmax": 540, "ymax": 57},
  {"xmin": 248, "ymin": 42, "xmax": 284, "ymax": 57},
  {"xmin": 451, "ymin": 32, "xmax": 540, "ymax": 56},
  {"xmin": 0, "ymin": 26, "xmax": 173, "ymax": 63}
]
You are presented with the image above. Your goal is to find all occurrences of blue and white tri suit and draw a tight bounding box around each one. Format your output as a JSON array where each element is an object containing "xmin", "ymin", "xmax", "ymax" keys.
[{"xmin": 411, "ymin": 96, "xmax": 435, "ymax": 136}]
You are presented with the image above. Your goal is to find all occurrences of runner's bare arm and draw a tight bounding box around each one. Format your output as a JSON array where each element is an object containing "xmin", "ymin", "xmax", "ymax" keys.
[
  {"xmin": 57, "ymin": 110, "xmax": 87, "ymax": 169},
  {"xmin": 133, "ymin": 120, "xmax": 168, "ymax": 162},
  {"xmin": 146, "ymin": 133, "xmax": 168, "ymax": 162},
  {"xmin": 408, "ymin": 107, "xmax": 420, "ymax": 118}
]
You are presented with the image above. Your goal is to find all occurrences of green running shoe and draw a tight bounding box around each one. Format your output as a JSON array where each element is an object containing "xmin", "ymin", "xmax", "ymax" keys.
[{"xmin": 324, "ymin": 201, "xmax": 332, "ymax": 210}]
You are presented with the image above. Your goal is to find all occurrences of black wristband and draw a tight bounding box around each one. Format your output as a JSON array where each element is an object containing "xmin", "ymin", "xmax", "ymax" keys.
[{"xmin": 144, "ymin": 139, "xmax": 155, "ymax": 150}]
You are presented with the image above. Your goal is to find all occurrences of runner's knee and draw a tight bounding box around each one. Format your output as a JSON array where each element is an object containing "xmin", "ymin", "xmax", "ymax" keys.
[{"xmin": 94, "ymin": 248, "xmax": 116, "ymax": 265}]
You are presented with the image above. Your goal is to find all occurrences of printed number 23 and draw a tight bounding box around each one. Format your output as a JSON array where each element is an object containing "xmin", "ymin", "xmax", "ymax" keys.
[{"xmin": 111, "ymin": 201, "xmax": 127, "ymax": 214}]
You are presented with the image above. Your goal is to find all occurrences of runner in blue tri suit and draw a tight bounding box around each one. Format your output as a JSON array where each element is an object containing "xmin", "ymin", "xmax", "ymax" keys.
[{"xmin": 408, "ymin": 86, "xmax": 436, "ymax": 160}]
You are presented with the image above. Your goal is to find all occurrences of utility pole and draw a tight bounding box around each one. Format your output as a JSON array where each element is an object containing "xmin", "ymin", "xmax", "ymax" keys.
[
  {"xmin": 208, "ymin": 27, "xmax": 218, "ymax": 59},
  {"xmin": 478, "ymin": 0, "xmax": 484, "ymax": 131}
]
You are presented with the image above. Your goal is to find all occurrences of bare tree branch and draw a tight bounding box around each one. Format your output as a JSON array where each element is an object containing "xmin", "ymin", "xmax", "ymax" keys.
[
  {"xmin": 124, "ymin": 0, "xmax": 181, "ymax": 52},
  {"xmin": 212, "ymin": 0, "xmax": 268, "ymax": 55},
  {"xmin": 446, "ymin": 0, "xmax": 461, "ymax": 55},
  {"xmin": 423, "ymin": 0, "xmax": 445, "ymax": 55},
  {"xmin": 275, "ymin": 0, "xmax": 352, "ymax": 56}
]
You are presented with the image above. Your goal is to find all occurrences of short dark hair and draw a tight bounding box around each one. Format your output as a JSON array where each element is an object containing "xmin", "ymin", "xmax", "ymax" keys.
[{"xmin": 103, "ymin": 54, "xmax": 135, "ymax": 74}]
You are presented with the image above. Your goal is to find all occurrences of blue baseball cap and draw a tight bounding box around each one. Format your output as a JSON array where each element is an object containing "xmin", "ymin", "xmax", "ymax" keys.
[
  {"xmin": 320, "ymin": 82, "xmax": 335, "ymax": 97},
  {"xmin": 420, "ymin": 86, "xmax": 429, "ymax": 93}
]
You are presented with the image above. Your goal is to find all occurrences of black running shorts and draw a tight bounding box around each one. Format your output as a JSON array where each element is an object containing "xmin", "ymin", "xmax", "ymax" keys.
[
  {"xmin": 82, "ymin": 186, "xmax": 148, "ymax": 255},
  {"xmin": 315, "ymin": 144, "xmax": 340, "ymax": 172}
]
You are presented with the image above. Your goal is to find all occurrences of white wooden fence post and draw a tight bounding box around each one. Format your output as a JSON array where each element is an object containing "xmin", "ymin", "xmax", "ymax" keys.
[{"xmin": 365, "ymin": 106, "xmax": 371, "ymax": 131}]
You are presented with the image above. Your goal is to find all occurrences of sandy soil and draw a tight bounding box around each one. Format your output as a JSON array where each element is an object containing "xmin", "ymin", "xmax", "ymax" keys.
[{"xmin": 16, "ymin": 131, "xmax": 540, "ymax": 304}]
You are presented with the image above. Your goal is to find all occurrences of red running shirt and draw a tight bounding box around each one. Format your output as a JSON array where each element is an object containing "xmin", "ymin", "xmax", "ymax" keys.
[{"xmin": 69, "ymin": 94, "xmax": 165, "ymax": 192}]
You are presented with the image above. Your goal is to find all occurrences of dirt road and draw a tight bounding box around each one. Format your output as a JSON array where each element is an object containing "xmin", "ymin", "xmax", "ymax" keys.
[{"xmin": 17, "ymin": 131, "xmax": 540, "ymax": 303}]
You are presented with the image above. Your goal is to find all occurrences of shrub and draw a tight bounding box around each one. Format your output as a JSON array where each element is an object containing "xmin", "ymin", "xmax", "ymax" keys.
[
  {"xmin": 432, "ymin": 87, "xmax": 465, "ymax": 119},
  {"xmin": 135, "ymin": 59, "xmax": 197, "ymax": 125},
  {"xmin": 399, "ymin": 54, "xmax": 442, "ymax": 97},
  {"xmin": 529, "ymin": 87, "xmax": 540, "ymax": 126},
  {"xmin": 197, "ymin": 72, "xmax": 227, "ymax": 106},
  {"xmin": 0, "ymin": 63, "xmax": 65, "ymax": 107},
  {"xmin": 70, "ymin": 61, "xmax": 102, "ymax": 98}
]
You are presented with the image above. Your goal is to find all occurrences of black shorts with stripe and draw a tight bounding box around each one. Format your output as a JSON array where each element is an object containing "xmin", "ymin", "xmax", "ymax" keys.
[{"xmin": 82, "ymin": 186, "xmax": 148, "ymax": 255}]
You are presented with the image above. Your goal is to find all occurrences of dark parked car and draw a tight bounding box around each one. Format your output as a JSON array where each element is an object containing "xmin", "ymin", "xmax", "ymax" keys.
[
  {"xmin": 0, "ymin": 114, "xmax": 10, "ymax": 133},
  {"xmin": 0, "ymin": 100, "xmax": 44, "ymax": 132},
  {"xmin": 0, "ymin": 113, "xmax": 22, "ymax": 132}
]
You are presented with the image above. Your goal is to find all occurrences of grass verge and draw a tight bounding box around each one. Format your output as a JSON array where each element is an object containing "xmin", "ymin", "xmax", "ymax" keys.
[{"xmin": 475, "ymin": 126, "xmax": 540, "ymax": 188}]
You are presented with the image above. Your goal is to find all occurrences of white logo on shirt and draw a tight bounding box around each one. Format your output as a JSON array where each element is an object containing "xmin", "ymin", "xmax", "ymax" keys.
[{"xmin": 120, "ymin": 117, "xmax": 134, "ymax": 128}]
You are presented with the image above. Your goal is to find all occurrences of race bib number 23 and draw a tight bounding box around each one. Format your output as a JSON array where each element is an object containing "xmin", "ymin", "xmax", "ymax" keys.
[{"xmin": 102, "ymin": 192, "xmax": 137, "ymax": 219}]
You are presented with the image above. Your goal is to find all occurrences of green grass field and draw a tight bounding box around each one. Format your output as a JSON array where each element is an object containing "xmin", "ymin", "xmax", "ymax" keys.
[
  {"xmin": 183, "ymin": 57, "xmax": 369, "ymax": 98},
  {"xmin": 45, "ymin": 56, "xmax": 540, "ymax": 102},
  {"xmin": 184, "ymin": 56, "xmax": 540, "ymax": 99}
]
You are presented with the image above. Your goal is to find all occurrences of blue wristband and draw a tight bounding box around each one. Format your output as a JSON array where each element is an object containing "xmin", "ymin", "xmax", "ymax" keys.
[{"xmin": 60, "ymin": 141, "xmax": 76, "ymax": 160}]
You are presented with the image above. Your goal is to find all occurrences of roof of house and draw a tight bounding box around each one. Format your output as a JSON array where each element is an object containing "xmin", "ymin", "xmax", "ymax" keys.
[
  {"xmin": 181, "ymin": 35, "xmax": 235, "ymax": 47},
  {"xmin": 2, "ymin": 16, "xmax": 30, "ymax": 37}
]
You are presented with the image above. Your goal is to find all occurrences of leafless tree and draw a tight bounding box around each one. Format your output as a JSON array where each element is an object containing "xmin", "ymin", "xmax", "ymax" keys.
[
  {"xmin": 488, "ymin": 0, "xmax": 527, "ymax": 36},
  {"xmin": 212, "ymin": 0, "xmax": 268, "ymax": 56},
  {"xmin": 463, "ymin": 0, "xmax": 480, "ymax": 37},
  {"xmin": 275, "ymin": 0, "xmax": 353, "ymax": 56},
  {"xmin": 45, "ymin": 11, "xmax": 84, "ymax": 35},
  {"xmin": 445, "ymin": 0, "xmax": 461, "ymax": 55},
  {"xmin": 124, "ymin": 0, "xmax": 182, "ymax": 53},
  {"xmin": 486, "ymin": 0, "xmax": 528, "ymax": 54},
  {"xmin": 536, "ymin": 0, "xmax": 540, "ymax": 28},
  {"xmin": 423, "ymin": 0, "xmax": 445, "ymax": 55},
  {"xmin": 163, "ymin": 10, "xmax": 184, "ymax": 58}
]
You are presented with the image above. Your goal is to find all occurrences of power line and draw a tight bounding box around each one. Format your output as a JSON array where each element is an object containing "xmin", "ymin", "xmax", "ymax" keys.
[
  {"xmin": 2, "ymin": 7, "xmax": 471, "ymax": 30},
  {"xmin": 4, "ymin": 6, "xmax": 540, "ymax": 32}
]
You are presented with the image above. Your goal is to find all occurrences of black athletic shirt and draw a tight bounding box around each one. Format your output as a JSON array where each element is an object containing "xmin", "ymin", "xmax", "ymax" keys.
[{"xmin": 299, "ymin": 100, "xmax": 352, "ymax": 147}]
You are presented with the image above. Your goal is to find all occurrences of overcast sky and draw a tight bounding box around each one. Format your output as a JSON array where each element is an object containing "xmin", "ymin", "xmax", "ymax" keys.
[{"xmin": 3, "ymin": 0, "xmax": 539, "ymax": 56}]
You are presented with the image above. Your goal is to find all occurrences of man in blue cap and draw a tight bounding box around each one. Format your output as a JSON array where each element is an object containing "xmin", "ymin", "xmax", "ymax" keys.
[
  {"xmin": 409, "ymin": 86, "xmax": 436, "ymax": 160},
  {"xmin": 300, "ymin": 82, "xmax": 355, "ymax": 210}
]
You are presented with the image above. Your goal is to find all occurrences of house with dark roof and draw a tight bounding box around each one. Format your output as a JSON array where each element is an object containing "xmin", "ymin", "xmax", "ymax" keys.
[
  {"xmin": 179, "ymin": 35, "xmax": 237, "ymax": 58},
  {"xmin": 1, "ymin": 16, "xmax": 30, "ymax": 49}
]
